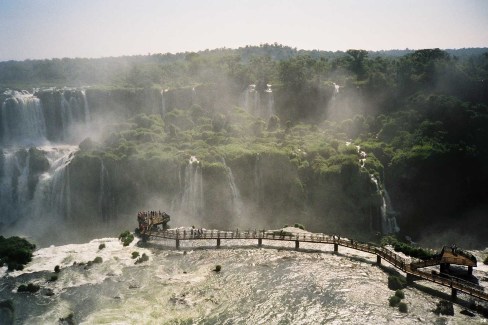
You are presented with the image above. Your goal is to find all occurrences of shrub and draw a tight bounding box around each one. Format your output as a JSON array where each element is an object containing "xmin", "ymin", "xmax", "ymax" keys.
[
  {"xmin": 98, "ymin": 243, "xmax": 106, "ymax": 250},
  {"xmin": 294, "ymin": 223, "xmax": 305, "ymax": 230},
  {"xmin": 54, "ymin": 265, "xmax": 60, "ymax": 273},
  {"xmin": 389, "ymin": 295, "xmax": 401, "ymax": 307},
  {"xmin": 131, "ymin": 251, "xmax": 140, "ymax": 259},
  {"xmin": 398, "ymin": 302, "xmax": 408, "ymax": 313},
  {"xmin": 135, "ymin": 253, "xmax": 149, "ymax": 264},
  {"xmin": 93, "ymin": 256, "xmax": 103, "ymax": 264},
  {"xmin": 17, "ymin": 283, "xmax": 40, "ymax": 293},
  {"xmin": 395, "ymin": 289, "xmax": 405, "ymax": 299},
  {"xmin": 214, "ymin": 265, "xmax": 222, "ymax": 272},
  {"xmin": 49, "ymin": 274, "xmax": 58, "ymax": 282},
  {"xmin": 0, "ymin": 236, "xmax": 36, "ymax": 271},
  {"xmin": 388, "ymin": 275, "xmax": 407, "ymax": 290},
  {"xmin": 119, "ymin": 231, "xmax": 134, "ymax": 246}
]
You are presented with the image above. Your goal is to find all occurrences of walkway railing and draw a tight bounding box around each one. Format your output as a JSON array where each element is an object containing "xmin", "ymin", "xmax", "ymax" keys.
[{"xmin": 144, "ymin": 228, "xmax": 488, "ymax": 302}]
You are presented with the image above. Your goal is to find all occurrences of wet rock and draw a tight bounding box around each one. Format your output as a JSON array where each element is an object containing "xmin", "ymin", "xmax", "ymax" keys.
[
  {"xmin": 434, "ymin": 300, "xmax": 454, "ymax": 316},
  {"xmin": 43, "ymin": 288, "xmax": 55, "ymax": 296},
  {"xmin": 0, "ymin": 300, "xmax": 14, "ymax": 325},
  {"xmin": 59, "ymin": 312, "xmax": 74, "ymax": 325}
]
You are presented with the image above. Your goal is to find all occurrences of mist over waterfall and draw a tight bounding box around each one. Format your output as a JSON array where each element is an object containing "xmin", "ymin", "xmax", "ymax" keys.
[{"xmin": 370, "ymin": 175, "xmax": 400, "ymax": 234}]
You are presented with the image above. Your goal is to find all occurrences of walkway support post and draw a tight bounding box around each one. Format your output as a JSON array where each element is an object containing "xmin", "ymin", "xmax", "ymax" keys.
[
  {"xmin": 468, "ymin": 266, "xmax": 473, "ymax": 275},
  {"xmin": 451, "ymin": 288, "xmax": 457, "ymax": 301},
  {"xmin": 295, "ymin": 240, "xmax": 299, "ymax": 250},
  {"xmin": 217, "ymin": 238, "xmax": 221, "ymax": 248},
  {"xmin": 334, "ymin": 243, "xmax": 338, "ymax": 252},
  {"xmin": 376, "ymin": 255, "xmax": 381, "ymax": 265},
  {"xmin": 176, "ymin": 239, "xmax": 180, "ymax": 249},
  {"xmin": 258, "ymin": 238, "xmax": 262, "ymax": 247}
]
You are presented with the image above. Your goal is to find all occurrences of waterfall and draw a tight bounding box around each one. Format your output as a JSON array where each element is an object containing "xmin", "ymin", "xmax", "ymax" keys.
[
  {"xmin": 160, "ymin": 89, "xmax": 167, "ymax": 117},
  {"xmin": 221, "ymin": 158, "xmax": 243, "ymax": 218},
  {"xmin": 241, "ymin": 84, "xmax": 260, "ymax": 116},
  {"xmin": 179, "ymin": 156, "xmax": 204, "ymax": 219},
  {"xmin": 46, "ymin": 147, "xmax": 76, "ymax": 220},
  {"xmin": 1, "ymin": 90, "xmax": 47, "ymax": 145},
  {"xmin": 0, "ymin": 150, "xmax": 31, "ymax": 226},
  {"xmin": 264, "ymin": 84, "xmax": 275, "ymax": 119},
  {"xmin": 370, "ymin": 175, "xmax": 400, "ymax": 234},
  {"xmin": 99, "ymin": 159, "xmax": 112, "ymax": 222},
  {"xmin": 81, "ymin": 90, "xmax": 91, "ymax": 124}
]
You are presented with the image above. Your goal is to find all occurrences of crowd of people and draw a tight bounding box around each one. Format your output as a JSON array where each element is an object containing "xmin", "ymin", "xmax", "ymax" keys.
[{"xmin": 137, "ymin": 210, "xmax": 170, "ymax": 233}]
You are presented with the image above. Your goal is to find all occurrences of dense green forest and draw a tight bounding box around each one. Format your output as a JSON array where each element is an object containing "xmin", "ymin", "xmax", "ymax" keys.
[{"xmin": 2, "ymin": 44, "xmax": 488, "ymax": 246}]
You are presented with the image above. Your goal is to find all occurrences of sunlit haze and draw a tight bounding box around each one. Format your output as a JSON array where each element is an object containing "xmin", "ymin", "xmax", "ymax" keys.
[{"xmin": 1, "ymin": 0, "xmax": 487, "ymax": 61}]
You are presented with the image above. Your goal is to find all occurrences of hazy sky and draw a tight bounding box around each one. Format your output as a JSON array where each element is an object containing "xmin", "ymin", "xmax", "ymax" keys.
[{"xmin": 1, "ymin": 0, "xmax": 487, "ymax": 61}]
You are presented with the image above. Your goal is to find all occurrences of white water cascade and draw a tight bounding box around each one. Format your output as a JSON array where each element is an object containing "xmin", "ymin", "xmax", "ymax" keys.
[
  {"xmin": 160, "ymin": 89, "xmax": 168, "ymax": 117},
  {"xmin": 264, "ymin": 84, "xmax": 275, "ymax": 119},
  {"xmin": 221, "ymin": 158, "xmax": 243, "ymax": 218},
  {"xmin": 60, "ymin": 90, "xmax": 92, "ymax": 142},
  {"xmin": 1, "ymin": 90, "xmax": 47, "ymax": 145},
  {"xmin": 179, "ymin": 156, "xmax": 204, "ymax": 219},
  {"xmin": 370, "ymin": 175, "xmax": 400, "ymax": 234},
  {"xmin": 81, "ymin": 90, "xmax": 91, "ymax": 124},
  {"xmin": 242, "ymin": 84, "xmax": 260, "ymax": 116},
  {"xmin": 0, "ymin": 150, "xmax": 31, "ymax": 226}
]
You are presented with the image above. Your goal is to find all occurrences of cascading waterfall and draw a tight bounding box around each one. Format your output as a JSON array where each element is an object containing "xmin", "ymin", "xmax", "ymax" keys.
[
  {"xmin": 0, "ymin": 150, "xmax": 31, "ymax": 226},
  {"xmin": 264, "ymin": 84, "xmax": 275, "ymax": 119},
  {"xmin": 45, "ymin": 147, "xmax": 76, "ymax": 220},
  {"xmin": 370, "ymin": 175, "xmax": 400, "ymax": 234},
  {"xmin": 242, "ymin": 84, "xmax": 260, "ymax": 116},
  {"xmin": 1, "ymin": 90, "xmax": 47, "ymax": 145},
  {"xmin": 160, "ymin": 89, "xmax": 168, "ymax": 117},
  {"xmin": 179, "ymin": 156, "xmax": 204, "ymax": 219},
  {"xmin": 81, "ymin": 90, "xmax": 91, "ymax": 124},
  {"xmin": 60, "ymin": 91, "xmax": 75, "ymax": 140},
  {"xmin": 221, "ymin": 158, "xmax": 243, "ymax": 218}
]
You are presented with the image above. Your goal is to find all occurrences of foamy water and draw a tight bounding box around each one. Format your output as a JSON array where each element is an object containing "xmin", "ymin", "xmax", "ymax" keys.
[{"xmin": 1, "ymin": 236, "xmax": 487, "ymax": 324}]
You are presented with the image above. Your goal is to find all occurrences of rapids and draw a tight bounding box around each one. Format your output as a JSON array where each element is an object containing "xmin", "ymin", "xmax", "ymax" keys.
[{"xmin": 0, "ymin": 235, "xmax": 487, "ymax": 324}]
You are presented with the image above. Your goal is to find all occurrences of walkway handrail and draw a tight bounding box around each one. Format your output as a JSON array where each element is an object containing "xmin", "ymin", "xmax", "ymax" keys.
[{"xmin": 144, "ymin": 228, "xmax": 488, "ymax": 302}]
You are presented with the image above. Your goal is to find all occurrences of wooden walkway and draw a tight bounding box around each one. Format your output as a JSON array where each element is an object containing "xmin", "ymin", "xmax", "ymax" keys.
[{"xmin": 145, "ymin": 228, "xmax": 488, "ymax": 303}]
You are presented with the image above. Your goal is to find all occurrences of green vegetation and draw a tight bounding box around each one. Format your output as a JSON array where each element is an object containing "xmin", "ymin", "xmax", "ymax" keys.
[
  {"xmin": 98, "ymin": 243, "xmax": 106, "ymax": 250},
  {"xmin": 388, "ymin": 275, "xmax": 407, "ymax": 291},
  {"xmin": 214, "ymin": 265, "xmax": 222, "ymax": 272},
  {"xmin": 54, "ymin": 265, "xmax": 60, "ymax": 273},
  {"xmin": 135, "ymin": 253, "xmax": 149, "ymax": 264},
  {"xmin": 294, "ymin": 223, "xmax": 305, "ymax": 230},
  {"xmin": 2, "ymin": 45, "xmax": 488, "ymax": 243},
  {"xmin": 48, "ymin": 274, "xmax": 58, "ymax": 282},
  {"xmin": 17, "ymin": 283, "xmax": 40, "ymax": 293},
  {"xmin": 0, "ymin": 236, "xmax": 36, "ymax": 271},
  {"xmin": 131, "ymin": 251, "xmax": 140, "ymax": 259},
  {"xmin": 395, "ymin": 289, "xmax": 405, "ymax": 299},
  {"xmin": 119, "ymin": 231, "xmax": 134, "ymax": 246},
  {"xmin": 59, "ymin": 312, "xmax": 75, "ymax": 325},
  {"xmin": 93, "ymin": 256, "xmax": 103, "ymax": 264},
  {"xmin": 389, "ymin": 295, "xmax": 401, "ymax": 307},
  {"xmin": 398, "ymin": 302, "xmax": 408, "ymax": 313},
  {"xmin": 381, "ymin": 236, "xmax": 434, "ymax": 260}
]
